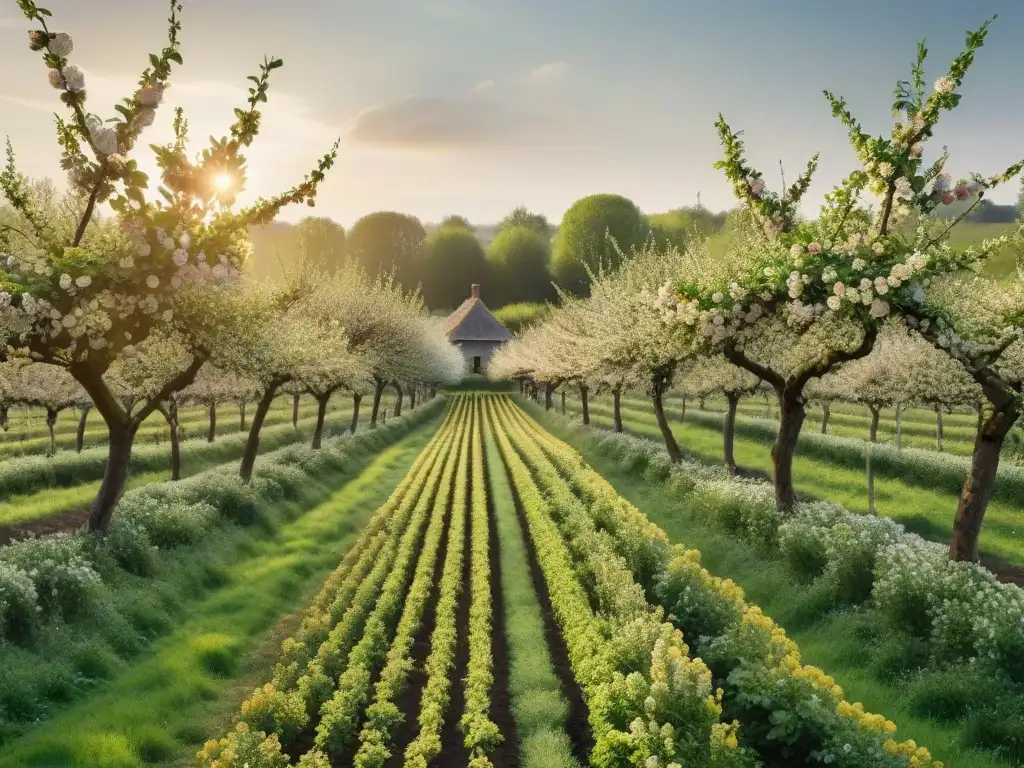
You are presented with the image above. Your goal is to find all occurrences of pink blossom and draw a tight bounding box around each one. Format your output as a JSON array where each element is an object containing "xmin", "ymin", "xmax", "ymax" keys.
[
  {"xmin": 807, "ymin": 242, "xmax": 822, "ymax": 254},
  {"xmin": 942, "ymin": 193, "xmax": 955, "ymax": 205},
  {"xmin": 955, "ymin": 187, "xmax": 970, "ymax": 200}
]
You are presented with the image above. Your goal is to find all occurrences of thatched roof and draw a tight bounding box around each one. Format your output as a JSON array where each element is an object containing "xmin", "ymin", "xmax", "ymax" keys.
[{"xmin": 445, "ymin": 286, "xmax": 513, "ymax": 343}]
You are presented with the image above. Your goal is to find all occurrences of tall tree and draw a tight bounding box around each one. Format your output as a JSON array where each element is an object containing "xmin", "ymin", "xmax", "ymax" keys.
[
  {"xmin": 297, "ymin": 216, "xmax": 346, "ymax": 274},
  {"xmin": 496, "ymin": 205, "xmax": 552, "ymax": 239},
  {"xmin": 439, "ymin": 214, "xmax": 473, "ymax": 231},
  {"xmin": 345, "ymin": 211, "xmax": 427, "ymax": 289},
  {"xmin": 421, "ymin": 227, "xmax": 489, "ymax": 310},
  {"xmin": 486, "ymin": 225, "xmax": 553, "ymax": 305},
  {"xmin": 551, "ymin": 193, "xmax": 649, "ymax": 297}
]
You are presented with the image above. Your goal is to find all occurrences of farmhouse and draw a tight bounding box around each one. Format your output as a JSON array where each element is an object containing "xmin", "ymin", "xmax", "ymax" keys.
[{"xmin": 444, "ymin": 284, "xmax": 513, "ymax": 374}]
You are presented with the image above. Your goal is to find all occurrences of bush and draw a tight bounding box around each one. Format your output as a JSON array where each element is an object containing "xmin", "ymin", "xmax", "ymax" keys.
[{"xmin": 0, "ymin": 561, "xmax": 40, "ymax": 641}]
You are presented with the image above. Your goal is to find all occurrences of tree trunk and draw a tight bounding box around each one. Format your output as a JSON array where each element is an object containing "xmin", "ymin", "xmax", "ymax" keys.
[
  {"xmin": 207, "ymin": 403, "xmax": 217, "ymax": 443},
  {"xmin": 46, "ymin": 408, "xmax": 58, "ymax": 457},
  {"xmin": 239, "ymin": 402, "xmax": 247, "ymax": 431},
  {"xmin": 724, "ymin": 393, "xmax": 739, "ymax": 476},
  {"xmin": 370, "ymin": 380, "xmax": 386, "ymax": 426},
  {"xmin": 561, "ymin": 389, "xmax": 566, "ymax": 414},
  {"xmin": 430, "ymin": 385, "xmax": 436, "ymax": 400},
  {"xmin": 87, "ymin": 421, "xmax": 137, "ymax": 533},
  {"xmin": 579, "ymin": 384, "xmax": 590, "ymax": 425},
  {"xmin": 820, "ymin": 402, "xmax": 830, "ymax": 434},
  {"xmin": 393, "ymin": 382, "xmax": 404, "ymax": 418},
  {"xmin": 410, "ymin": 385, "xmax": 417, "ymax": 409},
  {"xmin": 292, "ymin": 392, "xmax": 300, "ymax": 427},
  {"xmin": 949, "ymin": 401, "xmax": 1018, "ymax": 561},
  {"xmin": 240, "ymin": 387, "xmax": 279, "ymax": 484},
  {"xmin": 161, "ymin": 402, "xmax": 181, "ymax": 481},
  {"xmin": 613, "ymin": 389, "xmax": 623, "ymax": 433},
  {"xmin": 935, "ymin": 405, "xmax": 945, "ymax": 452},
  {"xmin": 699, "ymin": 397, "xmax": 706, "ymax": 411},
  {"xmin": 680, "ymin": 396, "xmax": 686, "ymax": 422},
  {"xmin": 544, "ymin": 383, "xmax": 554, "ymax": 411},
  {"xmin": 0, "ymin": 404, "xmax": 7, "ymax": 431},
  {"xmin": 866, "ymin": 441, "xmax": 876, "ymax": 514},
  {"xmin": 75, "ymin": 406, "xmax": 91, "ymax": 453},
  {"xmin": 351, "ymin": 392, "xmax": 362, "ymax": 434},
  {"xmin": 895, "ymin": 404, "xmax": 903, "ymax": 451},
  {"xmin": 868, "ymin": 405, "xmax": 880, "ymax": 442},
  {"xmin": 772, "ymin": 393, "xmax": 807, "ymax": 514},
  {"xmin": 762, "ymin": 394, "xmax": 771, "ymax": 419},
  {"xmin": 651, "ymin": 371, "xmax": 682, "ymax": 464},
  {"xmin": 312, "ymin": 393, "xmax": 331, "ymax": 449}
]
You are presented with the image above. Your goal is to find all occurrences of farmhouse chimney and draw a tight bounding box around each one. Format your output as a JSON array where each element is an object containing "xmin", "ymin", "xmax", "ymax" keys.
[{"xmin": 471, "ymin": 284, "xmax": 480, "ymax": 299}]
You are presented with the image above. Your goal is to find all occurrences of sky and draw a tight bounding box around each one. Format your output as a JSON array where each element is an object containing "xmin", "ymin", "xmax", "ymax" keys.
[{"xmin": 1, "ymin": 0, "xmax": 1023, "ymax": 227}]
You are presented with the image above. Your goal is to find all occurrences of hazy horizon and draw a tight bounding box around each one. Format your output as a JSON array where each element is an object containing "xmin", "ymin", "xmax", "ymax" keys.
[{"xmin": 2, "ymin": 0, "xmax": 1023, "ymax": 227}]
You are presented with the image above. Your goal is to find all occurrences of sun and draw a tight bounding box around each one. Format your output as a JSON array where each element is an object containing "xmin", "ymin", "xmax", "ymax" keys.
[{"xmin": 213, "ymin": 173, "xmax": 234, "ymax": 192}]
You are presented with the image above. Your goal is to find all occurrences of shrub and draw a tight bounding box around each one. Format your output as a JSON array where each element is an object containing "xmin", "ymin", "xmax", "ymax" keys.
[{"xmin": 0, "ymin": 561, "xmax": 40, "ymax": 641}]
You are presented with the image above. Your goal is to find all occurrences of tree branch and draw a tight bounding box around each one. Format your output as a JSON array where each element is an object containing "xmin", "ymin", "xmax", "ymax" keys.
[
  {"xmin": 796, "ymin": 326, "xmax": 878, "ymax": 391},
  {"xmin": 72, "ymin": 161, "xmax": 106, "ymax": 246},
  {"xmin": 723, "ymin": 339, "xmax": 785, "ymax": 389},
  {"xmin": 132, "ymin": 352, "xmax": 208, "ymax": 426}
]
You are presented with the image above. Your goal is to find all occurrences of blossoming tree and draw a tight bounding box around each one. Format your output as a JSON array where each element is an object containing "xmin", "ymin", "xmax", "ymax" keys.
[
  {"xmin": 4, "ymin": 360, "xmax": 81, "ymax": 455},
  {"xmin": 654, "ymin": 21, "xmax": 1022, "ymax": 514},
  {"xmin": 182, "ymin": 365, "xmax": 254, "ymax": 443},
  {"xmin": 0, "ymin": 0, "xmax": 338, "ymax": 530}
]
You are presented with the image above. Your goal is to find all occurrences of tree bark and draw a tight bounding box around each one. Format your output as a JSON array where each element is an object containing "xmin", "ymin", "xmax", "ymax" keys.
[
  {"xmin": 312, "ymin": 392, "xmax": 331, "ymax": 449},
  {"xmin": 895, "ymin": 404, "xmax": 903, "ymax": 451},
  {"xmin": 699, "ymin": 397, "xmax": 706, "ymax": 411},
  {"xmin": 75, "ymin": 406, "xmax": 91, "ymax": 453},
  {"xmin": 561, "ymin": 389, "xmax": 566, "ymax": 414},
  {"xmin": 949, "ymin": 400, "xmax": 1018, "ymax": 561},
  {"xmin": 935, "ymin": 405, "xmax": 945, "ymax": 452},
  {"xmin": 868, "ymin": 405, "xmax": 881, "ymax": 442},
  {"xmin": 544, "ymin": 383, "xmax": 554, "ymax": 411},
  {"xmin": 820, "ymin": 402, "xmax": 830, "ymax": 434},
  {"xmin": 240, "ymin": 386, "xmax": 279, "ymax": 484},
  {"xmin": 239, "ymin": 402, "xmax": 247, "ymax": 431},
  {"xmin": 579, "ymin": 383, "xmax": 590, "ymax": 425},
  {"xmin": 393, "ymin": 381, "xmax": 404, "ymax": 418},
  {"xmin": 87, "ymin": 421, "xmax": 137, "ymax": 532},
  {"xmin": 613, "ymin": 389, "xmax": 623, "ymax": 433},
  {"xmin": 651, "ymin": 369, "xmax": 682, "ymax": 464},
  {"xmin": 410, "ymin": 385, "xmax": 417, "ymax": 409},
  {"xmin": 292, "ymin": 392, "xmax": 300, "ymax": 427},
  {"xmin": 0, "ymin": 404, "xmax": 7, "ymax": 431},
  {"xmin": 724, "ymin": 393, "xmax": 739, "ymax": 476},
  {"xmin": 351, "ymin": 392, "xmax": 362, "ymax": 434},
  {"xmin": 772, "ymin": 393, "xmax": 807, "ymax": 514},
  {"xmin": 207, "ymin": 403, "xmax": 217, "ymax": 443},
  {"xmin": 370, "ymin": 380, "xmax": 386, "ymax": 426},
  {"xmin": 866, "ymin": 441, "xmax": 876, "ymax": 514},
  {"xmin": 46, "ymin": 408, "xmax": 58, "ymax": 457},
  {"xmin": 161, "ymin": 401, "xmax": 181, "ymax": 481},
  {"xmin": 680, "ymin": 396, "xmax": 686, "ymax": 422}
]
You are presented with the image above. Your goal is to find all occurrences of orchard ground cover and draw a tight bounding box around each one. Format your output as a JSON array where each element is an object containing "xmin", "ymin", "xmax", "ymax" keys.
[
  {"xmin": 559, "ymin": 390, "xmax": 1024, "ymax": 570},
  {"xmin": 0, "ymin": 398, "xmax": 443, "ymax": 766},
  {"xmin": 518, "ymin": 397, "xmax": 1022, "ymax": 767},
  {"xmin": 0, "ymin": 393, "xmax": 396, "ymax": 536},
  {"xmin": 191, "ymin": 393, "xmax": 957, "ymax": 768}
]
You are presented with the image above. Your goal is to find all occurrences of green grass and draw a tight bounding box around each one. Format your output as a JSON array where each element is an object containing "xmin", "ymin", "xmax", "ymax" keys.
[
  {"xmin": 0, "ymin": 397, "xmax": 395, "ymax": 527},
  {"xmin": 0, "ymin": 394, "xmax": 393, "ymax": 459},
  {"xmin": 536, "ymin": 413, "xmax": 1014, "ymax": 768},
  {"xmin": 568, "ymin": 394, "xmax": 1024, "ymax": 566},
  {"xmin": 482, "ymin": 411, "xmax": 579, "ymax": 768},
  {"xmin": 0, "ymin": 419, "xmax": 438, "ymax": 768}
]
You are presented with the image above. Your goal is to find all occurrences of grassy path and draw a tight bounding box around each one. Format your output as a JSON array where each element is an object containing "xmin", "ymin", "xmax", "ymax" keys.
[
  {"xmin": 482, "ymin": 412, "xmax": 579, "ymax": 768},
  {"xmin": 527, "ymin": 405, "xmax": 1012, "ymax": 768},
  {"xmin": 0, "ymin": 419, "xmax": 436, "ymax": 768},
  {"xmin": 568, "ymin": 395, "xmax": 1024, "ymax": 566}
]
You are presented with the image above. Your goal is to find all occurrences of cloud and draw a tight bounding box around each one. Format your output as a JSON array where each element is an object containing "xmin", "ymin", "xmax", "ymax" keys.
[
  {"xmin": 471, "ymin": 79, "xmax": 495, "ymax": 94},
  {"xmin": 526, "ymin": 61, "xmax": 569, "ymax": 84},
  {"xmin": 344, "ymin": 95, "xmax": 560, "ymax": 151}
]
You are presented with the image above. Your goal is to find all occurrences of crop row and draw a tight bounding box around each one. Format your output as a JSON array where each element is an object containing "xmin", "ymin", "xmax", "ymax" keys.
[
  {"xmin": 487, "ymin": 394, "xmax": 942, "ymax": 768},
  {"xmin": 197, "ymin": 396, "xmax": 508, "ymax": 768}
]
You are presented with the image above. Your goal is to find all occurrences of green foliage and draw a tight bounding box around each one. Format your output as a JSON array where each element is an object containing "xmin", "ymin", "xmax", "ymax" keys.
[
  {"xmin": 296, "ymin": 217, "xmax": 346, "ymax": 275},
  {"xmin": 551, "ymin": 194, "xmax": 649, "ymax": 297},
  {"xmin": 345, "ymin": 211, "xmax": 427, "ymax": 290},
  {"xmin": 648, "ymin": 205, "xmax": 728, "ymax": 250},
  {"xmin": 496, "ymin": 205, "xmax": 552, "ymax": 240},
  {"xmin": 491, "ymin": 302, "xmax": 551, "ymax": 334},
  {"xmin": 486, "ymin": 225, "xmax": 553, "ymax": 305},
  {"xmin": 439, "ymin": 214, "xmax": 473, "ymax": 231},
  {"xmin": 420, "ymin": 227, "xmax": 489, "ymax": 310}
]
